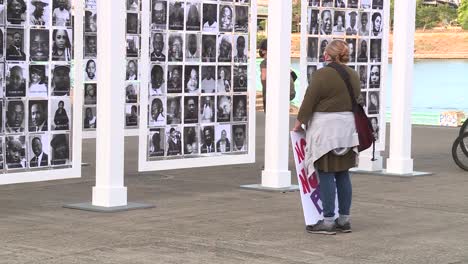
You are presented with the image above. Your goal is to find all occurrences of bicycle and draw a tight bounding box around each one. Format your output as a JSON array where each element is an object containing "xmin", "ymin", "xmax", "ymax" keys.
[{"xmin": 452, "ymin": 118, "xmax": 468, "ymax": 171}]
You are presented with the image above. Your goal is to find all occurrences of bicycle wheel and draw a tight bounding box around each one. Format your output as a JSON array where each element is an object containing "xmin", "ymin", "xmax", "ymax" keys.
[
  {"xmin": 452, "ymin": 132, "xmax": 468, "ymax": 171},
  {"xmin": 460, "ymin": 119, "xmax": 468, "ymax": 137}
]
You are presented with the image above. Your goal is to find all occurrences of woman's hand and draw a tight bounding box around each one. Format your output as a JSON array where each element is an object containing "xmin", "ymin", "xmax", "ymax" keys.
[{"xmin": 292, "ymin": 120, "xmax": 304, "ymax": 132}]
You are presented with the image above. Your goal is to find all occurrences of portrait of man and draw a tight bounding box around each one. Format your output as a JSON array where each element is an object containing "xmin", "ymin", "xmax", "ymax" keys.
[
  {"xmin": 359, "ymin": 12, "xmax": 369, "ymax": 36},
  {"xmin": 149, "ymin": 97, "xmax": 165, "ymax": 127},
  {"xmin": 6, "ymin": 64, "xmax": 26, "ymax": 97},
  {"xmin": 346, "ymin": 11, "xmax": 358, "ymax": 36},
  {"xmin": 233, "ymin": 35, "xmax": 248, "ymax": 63},
  {"xmin": 235, "ymin": 5, "xmax": 248, "ymax": 32},
  {"xmin": 83, "ymin": 107, "xmax": 97, "ymax": 129},
  {"xmin": 202, "ymin": 3, "xmax": 217, "ymax": 32},
  {"xmin": 125, "ymin": 105, "xmax": 138, "ymax": 127},
  {"xmin": 357, "ymin": 39, "xmax": 368, "ymax": 63},
  {"xmin": 200, "ymin": 96, "xmax": 214, "ymax": 123},
  {"xmin": 346, "ymin": 39, "xmax": 357, "ymax": 63},
  {"xmin": 29, "ymin": 100, "xmax": 48, "ymax": 132},
  {"xmin": 166, "ymin": 127, "xmax": 182, "ymax": 156},
  {"xmin": 6, "ymin": 29, "xmax": 26, "ymax": 61},
  {"xmin": 218, "ymin": 35, "xmax": 232, "ymax": 62},
  {"xmin": 233, "ymin": 95, "xmax": 247, "ymax": 122},
  {"xmin": 219, "ymin": 5, "xmax": 233, "ymax": 32},
  {"xmin": 84, "ymin": 10, "xmax": 97, "ymax": 33},
  {"xmin": 6, "ymin": 100, "xmax": 25, "ymax": 133},
  {"xmin": 85, "ymin": 59, "xmax": 97, "ymax": 81},
  {"xmin": 169, "ymin": 1, "xmax": 184, "ymax": 30},
  {"xmin": 52, "ymin": 65, "xmax": 71, "ymax": 96},
  {"xmin": 151, "ymin": 0, "xmax": 167, "ymax": 30},
  {"xmin": 309, "ymin": 9, "xmax": 319, "ymax": 35},
  {"xmin": 186, "ymin": 2, "xmax": 200, "ymax": 31},
  {"xmin": 216, "ymin": 127, "xmax": 231, "ymax": 153},
  {"xmin": 184, "ymin": 66, "xmax": 199, "ymax": 93},
  {"xmin": 184, "ymin": 96, "xmax": 199, "ymax": 124},
  {"xmin": 183, "ymin": 126, "xmax": 198, "ymax": 155},
  {"xmin": 200, "ymin": 126, "xmax": 215, "ymax": 153},
  {"xmin": 321, "ymin": 0, "xmax": 333, "ymax": 7},
  {"xmin": 150, "ymin": 65, "xmax": 165, "ymax": 95},
  {"xmin": 335, "ymin": 0, "xmax": 345, "ymax": 8},
  {"xmin": 52, "ymin": 0, "xmax": 70, "ymax": 26},
  {"xmin": 30, "ymin": 0, "xmax": 49, "ymax": 26},
  {"xmin": 6, "ymin": 136, "xmax": 26, "ymax": 169},
  {"xmin": 369, "ymin": 65, "xmax": 381, "ymax": 88},
  {"xmin": 370, "ymin": 39, "xmax": 381, "ymax": 62},
  {"xmin": 168, "ymin": 33, "xmax": 183, "ymax": 62},
  {"xmin": 166, "ymin": 96, "xmax": 181, "ymax": 125},
  {"xmin": 202, "ymin": 35, "xmax": 216, "ymax": 62},
  {"xmin": 201, "ymin": 66, "xmax": 216, "ymax": 93},
  {"xmin": 217, "ymin": 95, "xmax": 231, "ymax": 123},
  {"xmin": 233, "ymin": 66, "xmax": 247, "ymax": 92},
  {"xmin": 348, "ymin": 0, "xmax": 358, "ymax": 8},
  {"xmin": 29, "ymin": 136, "xmax": 49, "ymax": 167},
  {"xmin": 320, "ymin": 10, "xmax": 332, "ymax": 35},
  {"xmin": 151, "ymin": 32, "xmax": 166, "ymax": 62},
  {"xmin": 361, "ymin": 0, "xmax": 371, "ymax": 9},
  {"xmin": 126, "ymin": 60, "xmax": 138, "ymax": 80},
  {"xmin": 149, "ymin": 129, "xmax": 164, "ymax": 157},
  {"xmin": 84, "ymin": 84, "xmax": 97, "ymax": 105},
  {"xmin": 126, "ymin": 84, "xmax": 138, "ymax": 103},
  {"xmin": 126, "ymin": 36, "xmax": 139, "ymax": 58},
  {"xmin": 167, "ymin": 65, "xmax": 182, "ymax": 93},
  {"xmin": 7, "ymin": 0, "xmax": 27, "ymax": 25},
  {"xmin": 372, "ymin": 0, "xmax": 383, "ymax": 10},
  {"xmin": 307, "ymin": 37, "xmax": 318, "ymax": 62},
  {"xmin": 30, "ymin": 29, "xmax": 49, "ymax": 61},
  {"xmin": 84, "ymin": 35, "xmax": 97, "ymax": 58},
  {"xmin": 50, "ymin": 134, "xmax": 70, "ymax": 165},
  {"xmin": 232, "ymin": 124, "xmax": 247, "ymax": 152},
  {"xmin": 185, "ymin": 33, "xmax": 200, "ymax": 62}
]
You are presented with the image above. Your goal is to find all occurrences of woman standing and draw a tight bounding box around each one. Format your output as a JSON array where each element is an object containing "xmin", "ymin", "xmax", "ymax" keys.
[{"xmin": 293, "ymin": 40, "xmax": 360, "ymax": 235}]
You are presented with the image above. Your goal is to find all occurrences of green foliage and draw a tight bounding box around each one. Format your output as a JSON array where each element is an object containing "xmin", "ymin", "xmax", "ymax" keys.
[
  {"xmin": 459, "ymin": 0, "xmax": 468, "ymax": 29},
  {"xmin": 256, "ymin": 33, "xmax": 267, "ymax": 50},
  {"xmin": 291, "ymin": 0, "xmax": 301, "ymax": 32}
]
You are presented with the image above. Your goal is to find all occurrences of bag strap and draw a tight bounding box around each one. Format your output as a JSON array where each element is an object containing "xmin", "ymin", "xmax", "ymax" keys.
[{"xmin": 326, "ymin": 62, "xmax": 358, "ymax": 110}]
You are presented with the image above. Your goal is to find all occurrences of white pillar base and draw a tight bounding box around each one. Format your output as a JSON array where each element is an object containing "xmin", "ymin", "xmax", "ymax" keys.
[
  {"xmin": 261, "ymin": 170, "xmax": 291, "ymax": 189},
  {"xmin": 386, "ymin": 158, "xmax": 414, "ymax": 175},
  {"xmin": 357, "ymin": 152, "xmax": 383, "ymax": 171},
  {"xmin": 92, "ymin": 186, "xmax": 128, "ymax": 207}
]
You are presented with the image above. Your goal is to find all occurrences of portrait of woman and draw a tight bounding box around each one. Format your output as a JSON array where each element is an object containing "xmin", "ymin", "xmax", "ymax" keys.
[
  {"xmin": 52, "ymin": 29, "xmax": 72, "ymax": 61},
  {"xmin": 7, "ymin": 0, "xmax": 27, "ymax": 25},
  {"xmin": 371, "ymin": 12, "xmax": 383, "ymax": 37},
  {"xmin": 368, "ymin": 92, "xmax": 380, "ymax": 115},
  {"xmin": 217, "ymin": 66, "xmax": 231, "ymax": 93},
  {"xmin": 185, "ymin": 67, "xmax": 199, "ymax": 93},
  {"xmin": 29, "ymin": 65, "xmax": 48, "ymax": 97},
  {"xmin": 53, "ymin": 100, "xmax": 69, "ymax": 130},
  {"xmin": 149, "ymin": 97, "xmax": 165, "ymax": 127}
]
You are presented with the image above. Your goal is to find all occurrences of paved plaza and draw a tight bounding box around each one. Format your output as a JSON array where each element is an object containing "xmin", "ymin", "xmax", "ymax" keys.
[{"xmin": 1, "ymin": 112, "xmax": 467, "ymax": 264}]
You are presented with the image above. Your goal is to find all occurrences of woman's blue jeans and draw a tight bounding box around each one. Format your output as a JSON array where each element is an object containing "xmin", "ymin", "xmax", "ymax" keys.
[{"xmin": 317, "ymin": 170, "xmax": 352, "ymax": 218}]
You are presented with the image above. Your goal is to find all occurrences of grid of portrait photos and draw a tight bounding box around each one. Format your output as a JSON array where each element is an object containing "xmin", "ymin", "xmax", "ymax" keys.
[
  {"xmin": 306, "ymin": 0, "xmax": 384, "ymax": 141},
  {"xmin": 83, "ymin": 0, "xmax": 97, "ymax": 131},
  {"xmin": 147, "ymin": 0, "xmax": 250, "ymax": 160},
  {"xmin": 0, "ymin": 0, "xmax": 73, "ymax": 171}
]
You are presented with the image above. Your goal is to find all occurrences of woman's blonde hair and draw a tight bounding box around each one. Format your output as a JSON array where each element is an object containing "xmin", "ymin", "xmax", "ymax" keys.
[{"xmin": 325, "ymin": 40, "xmax": 350, "ymax": 64}]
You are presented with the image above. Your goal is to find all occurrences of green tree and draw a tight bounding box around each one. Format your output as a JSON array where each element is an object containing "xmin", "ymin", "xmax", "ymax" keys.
[
  {"xmin": 459, "ymin": 0, "xmax": 468, "ymax": 29},
  {"xmin": 291, "ymin": 0, "xmax": 301, "ymax": 33}
]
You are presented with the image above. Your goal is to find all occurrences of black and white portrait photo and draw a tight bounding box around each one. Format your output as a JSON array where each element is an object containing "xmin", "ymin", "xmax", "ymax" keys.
[
  {"xmin": 372, "ymin": 0, "xmax": 383, "ymax": 10},
  {"xmin": 232, "ymin": 124, "xmax": 247, "ymax": 152},
  {"xmin": 126, "ymin": 59, "xmax": 138, "ymax": 81},
  {"xmin": 52, "ymin": 98, "xmax": 70, "ymax": 130},
  {"xmin": 318, "ymin": 38, "xmax": 329, "ymax": 62},
  {"xmin": 186, "ymin": 2, "xmax": 201, "ymax": 31},
  {"xmin": 368, "ymin": 91, "xmax": 380, "ymax": 114},
  {"xmin": 217, "ymin": 95, "xmax": 231, "ymax": 122},
  {"xmin": 307, "ymin": 37, "xmax": 318, "ymax": 62},
  {"xmin": 28, "ymin": 100, "xmax": 48, "ymax": 132},
  {"xmin": 307, "ymin": 65, "xmax": 317, "ymax": 84},
  {"xmin": 359, "ymin": 12, "xmax": 370, "ymax": 36},
  {"xmin": 371, "ymin": 11, "xmax": 383, "ymax": 37},
  {"xmin": 202, "ymin": 3, "xmax": 218, "ymax": 32},
  {"xmin": 219, "ymin": 5, "xmax": 234, "ymax": 32},
  {"xmin": 233, "ymin": 35, "xmax": 248, "ymax": 63},
  {"xmin": 218, "ymin": 34, "xmax": 232, "ymax": 62},
  {"xmin": 28, "ymin": 134, "xmax": 49, "ymax": 168},
  {"xmin": 127, "ymin": 0, "xmax": 139, "ymax": 11},
  {"xmin": 320, "ymin": 9, "xmax": 332, "ymax": 35},
  {"xmin": 321, "ymin": 0, "xmax": 333, "ymax": 7},
  {"xmin": 6, "ymin": 63, "xmax": 26, "ymax": 97},
  {"xmin": 84, "ymin": 83, "xmax": 97, "ymax": 105},
  {"xmin": 52, "ymin": 29, "xmax": 72, "ymax": 61},
  {"xmin": 84, "ymin": 59, "xmax": 97, "ymax": 81},
  {"xmin": 168, "ymin": 33, "xmax": 183, "ymax": 62},
  {"xmin": 215, "ymin": 124, "xmax": 231, "ymax": 153},
  {"xmin": 200, "ymin": 96, "xmax": 215, "ymax": 123},
  {"xmin": 148, "ymin": 128, "xmax": 165, "ymax": 157},
  {"xmin": 85, "ymin": 0, "xmax": 96, "ymax": 10},
  {"xmin": 357, "ymin": 39, "xmax": 368, "ymax": 63},
  {"xmin": 7, "ymin": 0, "xmax": 27, "ymax": 25},
  {"xmin": 235, "ymin": 5, "xmax": 248, "ymax": 32},
  {"xmin": 52, "ymin": 0, "xmax": 71, "ymax": 26},
  {"xmin": 29, "ymin": 0, "xmax": 50, "ymax": 26},
  {"xmin": 167, "ymin": 65, "xmax": 182, "ymax": 93},
  {"xmin": 126, "ymin": 13, "xmax": 139, "ymax": 34},
  {"xmin": 370, "ymin": 117, "xmax": 379, "ymax": 141},
  {"xmin": 308, "ymin": 8, "xmax": 319, "ymax": 35},
  {"xmin": 0, "ymin": 29, "xmax": 4, "ymax": 59},
  {"xmin": 358, "ymin": 65, "xmax": 368, "ymax": 89},
  {"xmin": 84, "ymin": 34, "xmax": 97, "ymax": 58},
  {"xmin": 166, "ymin": 96, "xmax": 182, "ymax": 125},
  {"xmin": 30, "ymin": 29, "xmax": 49, "ymax": 62},
  {"xmin": 361, "ymin": 91, "xmax": 367, "ymax": 107},
  {"xmin": 184, "ymin": 65, "xmax": 199, "ymax": 93},
  {"xmin": 217, "ymin": 66, "xmax": 231, "ymax": 93},
  {"xmin": 5, "ymin": 100, "xmax": 25, "ymax": 133},
  {"xmin": 185, "ymin": 33, "xmax": 201, "ymax": 62},
  {"xmin": 369, "ymin": 65, "xmax": 381, "ymax": 89},
  {"xmin": 151, "ymin": 0, "xmax": 167, "ymax": 30},
  {"xmin": 83, "ymin": 106, "xmax": 97, "ymax": 129},
  {"xmin": 150, "ymin": 64, "xmax": 165, "ymax": 96},
  {"xmin": 127, "ymin": 35, "xmax": 140, "ymax": 58},
  {"xmin": 50, "ymin": 133, "xmax": 70, "ymax": 165},
  {"xmin": 308, "ymin": 0, "xmax": 319, "ymax": 6},
  {"xmin": 51, "ymin": 65, "xmax": 71, "ymax": 96},
  {"xmin": 125, "ymin": 104, "xmax": 138, "ymax": 127},
  {"xmin": 335, "ymin": 0, "xmax": 345, "ymax": 7},
  {"xmin": 149, "ymin": 97, "xmax": 165, "ymax": 127},
  {"xmin": 184, "ymin": 96, "xmax": 199, "ymax": 124},
  {"xmin": 84, "ymin": 9, "xmax": 97, "ymax": 33},
  {"xmin": 126, "ymin": 83, "xmax": 138, "ymax": 103},
  {"xmin": 370, "ymin": 39, "xmax": 382, "ymax": 62},
  {"xmin": 168, "ymin": 1, "xmax": 184, "ymax": 31},
  {"xmin": 150, "ymin": 32, "xmax": 166, "ymax": 62},
  {"xmin": 233, "ymin": 95, "xmax": 247, "ymax": 122},
  {"xmin": 183, "ymin": 126, "xmax": 199, "ymax": 155},
  {"xmin": 166, "ymin": 126, "xmax": 182, "ymax": 156},
  {"xmin": 202, "ymin": 34, "xmax": 217, "ymax": 62},
  {"xmin": 6, "ymin": 135, "xmax": 26, "ymax": 169},
  {"xmin": 0, "ymin": 138, "xmax": 3, "ymax": 170},
  {"xmin": 6, "ymin": 28, "xmax": 26, "ymax": 61},
  {"xmin": 348, "ymin": 0, "xmax": 358, "ymax": 8},
  {"xmin": 333, "ymin": 11, "xmax": 345, "ymax": 35},
  {"xmin": 200, "ymin": 126, "xmax": 215, "ymax": 153},
  {"xmin": 233, "ymin": 66, "xmax": 247, "ymax": 93},
  {"xmin": 361, "ymin": 0, "xmax": 371, "ymax": 9},
  {"xmin": 201, "ymin": 66, "xmax": 216, "ymax": 93},
  {"xmin": 346, "ymin": 38, "xmax": 356, "ymax": 63},
  {"xmin": 345, "ymin": 11, "xmax": 358, "ymax": 36}
]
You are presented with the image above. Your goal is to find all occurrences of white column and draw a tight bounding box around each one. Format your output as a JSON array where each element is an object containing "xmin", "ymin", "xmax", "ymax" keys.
[
  {"xmin": 386, "ymin": 0, "xmax": 417, "ymax": 174},
  {"xmin": 261, "ymin": 0, "xmax": 292, "ymax": 188},
  {"xmin": 92, "ymin": 0, "xmax": 127, "ymax": 206}
]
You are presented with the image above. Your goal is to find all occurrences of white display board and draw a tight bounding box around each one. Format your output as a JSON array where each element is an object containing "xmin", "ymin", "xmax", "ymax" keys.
[
  {"xmin": 138, "ymin": 0, "xmax": 256, "ymax": 171},
  {"xmin": 0, "ymin": 0, "xmax": 82, "ymax": 185},
  {"xmin": 299, "ymin": 0, "xmax": 390, "ymax": 152}
]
